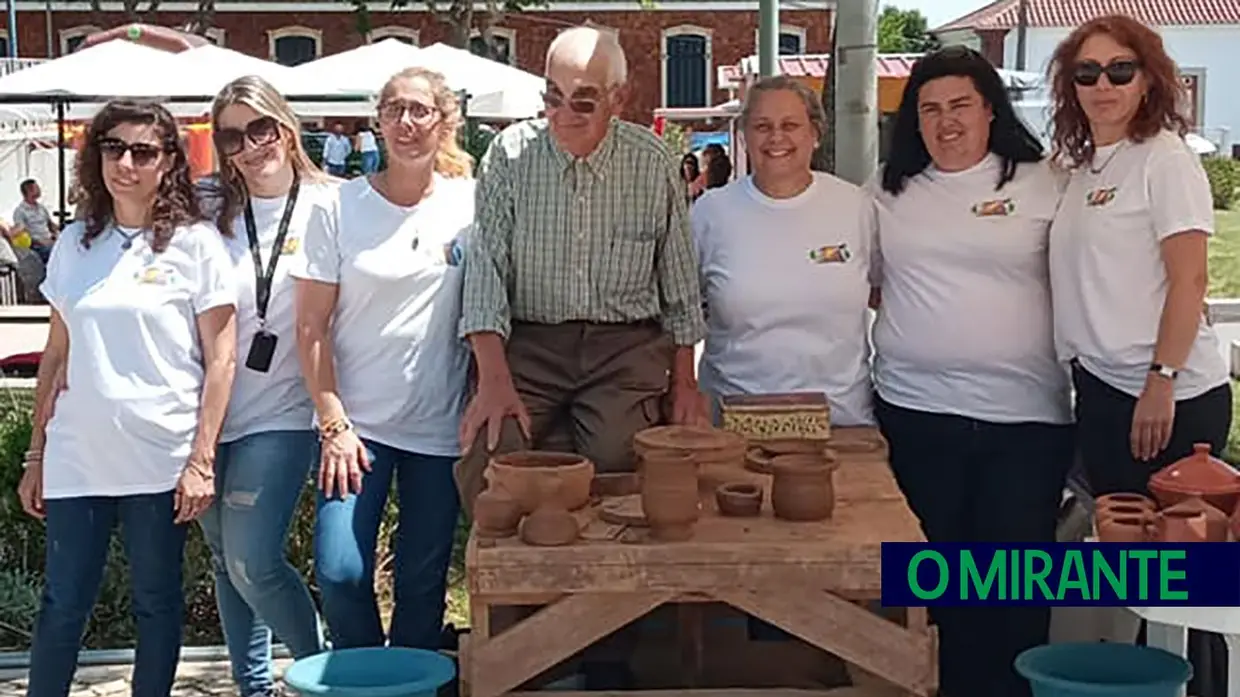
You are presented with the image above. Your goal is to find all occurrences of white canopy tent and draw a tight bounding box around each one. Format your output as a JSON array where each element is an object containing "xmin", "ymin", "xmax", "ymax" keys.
[{"xmin": 165, "ymin": 44, "xmax": 350, "ymax": 100}]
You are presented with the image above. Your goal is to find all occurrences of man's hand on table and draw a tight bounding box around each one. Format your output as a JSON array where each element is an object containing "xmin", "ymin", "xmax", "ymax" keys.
[
  {"xmin": 669, "ymin": 380, "xmax": 710, "ymax": 427},
  {"xmin": 461, "ymin": 376, "xmax": 532, "ymax": 453}
]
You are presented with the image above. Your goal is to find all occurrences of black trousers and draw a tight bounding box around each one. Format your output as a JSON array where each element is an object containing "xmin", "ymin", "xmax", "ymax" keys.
[
  {"xmin": 875, "ymin": 397, "xmax": 1074, "ymax": 697},
  {"xmin": 1073, "ymin": 364, "xmax": 1233, "ymax": 697}
]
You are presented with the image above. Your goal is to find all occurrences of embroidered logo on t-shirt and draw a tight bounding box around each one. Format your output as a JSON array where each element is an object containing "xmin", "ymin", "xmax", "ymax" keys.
[
  {"xmin": 1086, "ymin": 187, "xmax": 1118, "ymax": 207},
  {"xmin": 971, "ymin": 198, "xmax": 1015, "ymax": 217},
  {"xmin": 281, "ymin": 237, "xmax": 301, "ymax": 255},
  {"xmin": 134, "ymin": 265, "xmax": 173, "ymax": 286},
  {"xmin": 809, "ymin": 243, "xmax": 851, "ymax": 264}
]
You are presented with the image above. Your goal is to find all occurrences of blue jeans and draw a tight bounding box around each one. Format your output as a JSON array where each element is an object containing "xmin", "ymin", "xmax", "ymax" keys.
[
  {"xmin": 314, "ymin": 440, "xmax": 460, "ymax": 649},
  {"xmin": 198, "ymin": 430, "xmax": 323, "ymax": 696},
  {"xmin": 360, "ymin": 151, "xmax": 380, "ymax": 174},
  {"xmin": 28, "ymin": 492, "xmax": 186, "ymax": 697},
  {"xmin": 324, "ymin": 162, "xmax": 347, "ymax": 177}
]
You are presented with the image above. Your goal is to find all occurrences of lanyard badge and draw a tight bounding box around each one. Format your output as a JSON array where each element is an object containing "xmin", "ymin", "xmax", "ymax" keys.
[{"xmin": 243, "ymin": 175, "xmax": 301, "ymax": 373}]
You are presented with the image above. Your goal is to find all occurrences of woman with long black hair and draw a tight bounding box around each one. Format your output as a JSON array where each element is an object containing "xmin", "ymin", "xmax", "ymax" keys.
[{"xmin": 870, "ymin": 46, "xmax": 1073, "ymax": 697}]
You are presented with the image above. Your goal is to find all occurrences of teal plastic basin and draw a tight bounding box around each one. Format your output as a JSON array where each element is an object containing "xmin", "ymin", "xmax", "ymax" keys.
[
  {"xmin": 1016, "ymin": 642, "xmax": 1192, "ymax": 697},
  {"xmin": 283, "ymin": 647, "xmax": 455, "ymax": 697}
]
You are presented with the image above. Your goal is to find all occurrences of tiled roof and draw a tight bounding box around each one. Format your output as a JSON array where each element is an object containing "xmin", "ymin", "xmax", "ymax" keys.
[
  {"xmin": 935, "ymin": 0, "xmax": 1240, "ymax": 32},
  {"xmin": 718, "ymin": 53, "xmax": 919, "ymax": 89}
]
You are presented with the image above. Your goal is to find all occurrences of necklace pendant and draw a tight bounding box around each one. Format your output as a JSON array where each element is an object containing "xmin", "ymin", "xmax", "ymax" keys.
[
  {"xmin": 121, "ymin": 239, "xmax": 133, "ymax": 250},
  {"xmin": 412, "ymin": 237, "xmax": 420, "ymax": 251}
]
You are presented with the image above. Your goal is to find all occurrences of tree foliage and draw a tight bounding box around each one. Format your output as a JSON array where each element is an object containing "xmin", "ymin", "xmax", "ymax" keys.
[
  {"xmin": 877, "ymin": 5, "xmax": 939, "ymax": 54},
  {"xmin": 342, "ymin": 0, "xmax": 544, "ymax": 55}
]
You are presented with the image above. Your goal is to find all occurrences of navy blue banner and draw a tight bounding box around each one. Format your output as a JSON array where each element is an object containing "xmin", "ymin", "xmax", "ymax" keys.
[{"xmin": 880, "ymin": 543, "xmax": 1240, "ymax": 607}]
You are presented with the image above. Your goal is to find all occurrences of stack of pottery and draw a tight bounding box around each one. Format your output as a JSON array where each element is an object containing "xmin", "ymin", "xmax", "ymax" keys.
[
  {"xmin": 633, "ymin": 425, "xmax": 745, "ymax": 540},
  {"xmin": 480, "ymin": 451, "xmax": 595, "ymax": 546},
  {"xmin": 633, "ymin": 425, "xmax": 748, "ymax": 493}
]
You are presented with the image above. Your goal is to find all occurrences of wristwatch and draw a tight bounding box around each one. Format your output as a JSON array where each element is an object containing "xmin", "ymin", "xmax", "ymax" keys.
[{"xmin": 1150, "ymin": 363, "xmax": 1179, "ymax": 380}]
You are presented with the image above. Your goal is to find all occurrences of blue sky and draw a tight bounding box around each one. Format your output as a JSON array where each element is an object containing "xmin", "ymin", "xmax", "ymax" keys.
[{"xmin": 885, "ymin": 0, "xmax": 991, "ymax": 29}]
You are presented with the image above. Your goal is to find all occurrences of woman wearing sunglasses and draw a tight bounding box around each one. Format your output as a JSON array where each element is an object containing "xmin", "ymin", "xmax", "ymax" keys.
[
  {"xmin": 195, "ymin": 75, "xmax": 333, "ymax": 697},
  {"xmin": 1048, "ymin": 16, "xmax": 1230, "ymax": 497},
  {"xmin": 17, "ymin": 99, "xmax": 236, "ymax": 697},
  {"xmin": 294, "ymin": 67, "xmax": 473, "ymax": 650}
]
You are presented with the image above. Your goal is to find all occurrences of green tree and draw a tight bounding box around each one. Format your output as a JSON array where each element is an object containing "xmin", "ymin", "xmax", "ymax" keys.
[
  {"xmin": 343, "ymin": 0, "xmax": 544, "ymax": 56},
  {"xmin": 877, "ymin": 5, "xmax": 940, "ymax": 53}
]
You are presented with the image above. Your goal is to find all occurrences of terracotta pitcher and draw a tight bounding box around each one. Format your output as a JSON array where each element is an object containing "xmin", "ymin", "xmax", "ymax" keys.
[
  {"xmin": 770, "ymin": 452, "xmax": 838, "ymax": 522},
  {"xmin": 1163, "ymin": 497, "xmax": 1228, "ymax": 542},
  {"xmin": 641, "ymin": 450, "xmax": 700, "ymax": 541},
  {"xmin": 1153, "ymin": 507, "xmax": 1211, "ymax": 543}
]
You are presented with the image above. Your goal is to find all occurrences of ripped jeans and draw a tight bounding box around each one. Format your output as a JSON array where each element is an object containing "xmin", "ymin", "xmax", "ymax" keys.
[{"xmin": 197, "ymin": 430, "xmax": 323, "ymax": 696}]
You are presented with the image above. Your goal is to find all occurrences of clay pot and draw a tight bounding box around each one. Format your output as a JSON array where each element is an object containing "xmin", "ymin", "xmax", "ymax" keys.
[
  {"xmin": 760, "ymin": 439, "xmax": 828, "ymax": 456},
  {"xmin": 716, "ymin": 482, "xmax": 763, "ymax": 517},
  {"xmin": 1148, "ymin": 443, "xmax": 1240, "ymax": 513},
  {"xmin": 1096, "ymin": 513, "xmax": 1152, "ymax": 543},
  {"xmin": 474, "ymin": 484, "xmax": 522, "ymax": 538},
  {"xmin": 745, "ymin": 448, "xmax": 775, "ymax": 475},
  {"xmin": 641, "ymin": 450, "xmax": 700, "ymax": 541},
  {"xmin": 1153, "ymin": 506, "xmax": 1211, "ymax": 543},
  {"xmin": 770, "ymin": 453, "xmax": 838, "ymax": 522},
  {"xmin": 518, "ymin": 480, "xmax": 579, "ymax": 547},
  {"xmin": 634, "ymin": 425, "xmax": 746, "ymax": 493},
  {"xmin": 1163, "ymin": 497, "xmax": 1229, "ymax": 542},
  {"xmin": 1095, "ymin": 493, "xmax": 1157, "ymax": 517},
  {"xmin": 487, "ymin": 451, "xmax": 595, "ymax": 515}
]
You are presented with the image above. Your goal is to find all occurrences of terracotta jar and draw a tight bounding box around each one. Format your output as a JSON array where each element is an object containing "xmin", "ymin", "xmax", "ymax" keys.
[
  {"xmin": 474, "ymin": 483, "xmax": 523, "ymax": 539},
  {"xmin": 634, "ymin": 425, "xmax": 746, "ymax": 492},
  {"xmin": 770, "ymin": 453, "xmax": 838, "ymax": 522},
  {"xmin": 641, "ymin": 450, "xmax": 700, "ymax": 541},
  {"xmin": 1096, "ymin": 503, "xmax": 1156, "ymax": 525},
  {"xmin": 1095, "ymin": 493, "xmax": 1156, "ymax": 518},
  {"xmin": 1163, "ymin": 497, "xmax": 1228, "ymax": 542},
  {"xmin": 716, "ymin": 482, "xmax": 763, "ymax": 517},
  {"xmin": 1148, "ymin": 443, "xmax": 1240, "ymax": 513},
  {"xmin": 1153, "ymin": 507, "xmax": 1210, "ymax": 543},
  {"xmin": 519, "ymin": 480, "xmax": 579, "ymax": 547},
  {"xmin": 1096, "ymin": 513, "xmax": 1152, "ymax": 543},
  {"xmin": 487, "ymin": 451, "xmax": 595, "ymax": 514}
]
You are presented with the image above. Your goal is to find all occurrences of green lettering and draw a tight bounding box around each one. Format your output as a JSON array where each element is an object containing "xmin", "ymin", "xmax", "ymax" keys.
[
  {"xmin": 962, "ymin": 550, "xmax": 1004, "ymax": 600},
  {"xmin": 1158, "ymin": 551, "xmax": 1188, "ymax": 601},
  {"xmin": 1091, "ymin": 549, "xmax": 1125, "ymax": 598},
  {"xmin": 1129, "ymin": 550, "xmax": 1158, "ymax": 600},
  {"xmin": 1058, "ymin": 550, "xmax": 1090, "ymax": 600},
  {"xmin": 908, "ymin": 551, "xmax": 949, "ymax": 600},
  {"xmin": 1023, "ymin": 550, "xmax": 1054, "ymax": 599},
  {"xmin": 1009, "ymin": 547, "xmax": 1019, "ymax": 600}
]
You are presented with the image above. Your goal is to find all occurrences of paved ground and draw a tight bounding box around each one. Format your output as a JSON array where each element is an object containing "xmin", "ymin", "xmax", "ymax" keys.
[{"xmin": 0, "ymin": 659, "xmax": 292, "ymax": 696}]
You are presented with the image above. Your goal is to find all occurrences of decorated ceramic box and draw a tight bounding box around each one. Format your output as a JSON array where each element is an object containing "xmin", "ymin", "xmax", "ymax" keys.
[{"xmin": 720, "ymin": 392, "xmax": 831, "ymax": 442}]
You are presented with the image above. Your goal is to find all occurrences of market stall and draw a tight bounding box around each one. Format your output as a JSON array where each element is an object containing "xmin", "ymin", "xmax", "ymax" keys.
[{"xmin": 459, "ymin": 397, "xmax": 937, "ymax": 697}]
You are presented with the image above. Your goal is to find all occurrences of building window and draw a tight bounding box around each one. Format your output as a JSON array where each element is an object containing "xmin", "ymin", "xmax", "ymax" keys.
[
  {"xmin": 370, "ymin": 26, "xmax": 419, "ymax": 45},
  {"xmin": 754, "ymin": 25, "xmax": 807, "ymax": 55},
  {"xmin": 268, "ymin": 26, "xmax": 322, "ymax": 67},
  {"xmin": 469, "ymin": 28, "xmax": 516, "ymax": 65},
  {"xmin": 662, "ymin": 25, "xmax": 712, "ymax": 108},
  {"xmin": 0, "ymin": 31, "xmax": 8, "ymax": 58},
  {"xmin": 59, "ymin": 26, "xmax": 101, "ymax": 56},
  {"xmin": 204, "ymin": 28, "xmax": 227, "ymax": 46}
]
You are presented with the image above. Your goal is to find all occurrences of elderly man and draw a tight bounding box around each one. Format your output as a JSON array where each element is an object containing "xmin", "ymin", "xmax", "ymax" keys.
[{"xmin": 456, "ymin": 26, "xmax": 706, "ymax": 513}]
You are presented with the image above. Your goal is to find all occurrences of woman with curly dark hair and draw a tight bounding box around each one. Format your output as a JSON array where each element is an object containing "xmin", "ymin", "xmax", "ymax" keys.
[
  {"xmin": 16, "ymin": 99, "xmax": 237, "ymax": 697},
  {"xmin": 1048, "ymin": 16, "xmax": 1229, "ymax": 499}
]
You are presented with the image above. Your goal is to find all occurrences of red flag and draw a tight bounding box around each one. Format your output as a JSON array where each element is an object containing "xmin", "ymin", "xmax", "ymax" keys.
[{"xmin": 652, "ymin": 115, "xmax": 666, "ymax": 136}]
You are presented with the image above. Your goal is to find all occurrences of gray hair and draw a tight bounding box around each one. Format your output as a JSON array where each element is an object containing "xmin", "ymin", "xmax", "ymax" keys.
[
  {"xmin": 547, "ymin": 26, "xmax": 628, "ymax": 87},
  {"xmin": 739, "ymin": 75, "xmax": 827, "ymax": 137}
]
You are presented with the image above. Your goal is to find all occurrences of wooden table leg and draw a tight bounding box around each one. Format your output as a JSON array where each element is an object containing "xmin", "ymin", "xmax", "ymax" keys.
[{"xmin": 469, "ymin": 591, "xmax": 674, "ymax": 697}]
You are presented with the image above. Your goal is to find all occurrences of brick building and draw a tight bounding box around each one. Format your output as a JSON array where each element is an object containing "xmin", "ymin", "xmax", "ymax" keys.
[{"xmin": 2, "ymin": 0, "xmax": 834, "ymax": 123}]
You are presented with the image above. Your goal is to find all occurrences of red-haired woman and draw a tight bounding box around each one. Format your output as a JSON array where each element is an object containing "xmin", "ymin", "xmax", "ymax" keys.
[{"xmin": 1048, "ymin": 16, "xmax": 1229, "ymax": 695}]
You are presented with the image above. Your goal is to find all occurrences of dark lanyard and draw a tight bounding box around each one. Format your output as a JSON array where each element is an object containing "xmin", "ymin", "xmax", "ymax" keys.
[{"xmin": 243, "ymin": 176, "xmax": 301, "ymax": 325}]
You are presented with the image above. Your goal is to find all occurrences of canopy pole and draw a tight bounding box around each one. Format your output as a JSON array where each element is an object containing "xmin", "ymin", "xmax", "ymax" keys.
[
  {"xmin": 56, "ymin": 100, "xmax": 67, "ymax": 225},
  {"xmin": 6, "ymin": 0, "xmax": 18, "ymax": 58},
  {"xmin": 757, "ymin": 0, "xmax": 778, "ymax": 77},
  {"xmin": 833, "ymin": 0, "xmax": 879, "ymax": 185}
]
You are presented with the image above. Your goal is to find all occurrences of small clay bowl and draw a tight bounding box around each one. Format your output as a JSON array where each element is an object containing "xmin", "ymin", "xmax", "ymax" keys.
[
  {"xmin": 716, "ymin": 482, "xmax": 763, "ymax": 517},
  {"xmin": 519, "ymin": 509, "xmax": 579, "ymax": 546}
]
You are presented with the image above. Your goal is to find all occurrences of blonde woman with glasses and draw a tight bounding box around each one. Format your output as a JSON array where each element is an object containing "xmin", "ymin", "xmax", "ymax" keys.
[
  {"xmin": 196, "ymin": 75, "xmax": 333, "ymax": 697},
  {"xmin": 294, "ymin": 68, "xmax": 474, "ymax": 649}
]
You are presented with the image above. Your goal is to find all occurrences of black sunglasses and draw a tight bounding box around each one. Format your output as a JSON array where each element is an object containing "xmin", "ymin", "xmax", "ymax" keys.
[
  {"xmin": 214, "ymin": 115, "xmax": 280, "ymax": 157},
  {"xmin": 1073, "ymin": 59, "xmax": 1140, "ymax": 87},
  {"xmin": 97, "ymin": 137, "xmax": 167, "ymax": 167}
]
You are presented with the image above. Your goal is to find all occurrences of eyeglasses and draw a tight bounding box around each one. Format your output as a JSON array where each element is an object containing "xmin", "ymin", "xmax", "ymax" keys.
[
  {"xmin": 377, "ymin": 100, "xmax": 438, "ymax": 125},
  {"xmin": 214, "ymin": 115, "xmax": 281, "ymax": 157},
  {"xmin": 97, "ymin": 137, "xmax": 166, "ymax": 168},
  {"xmin": 542, "ymin": 90, "xmax": 602, "ymax": 115},
  {"xmin": 1073, "ymin": 59, "xmax": 1140, "ymax": 87}
]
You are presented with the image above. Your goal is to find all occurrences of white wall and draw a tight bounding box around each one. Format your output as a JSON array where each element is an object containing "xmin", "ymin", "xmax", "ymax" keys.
[
  {"xmin": 1003, "ymin": 25, "xmax": 1240, "ymax": 153},
  {"xmin": 0, "ymin": 143, "xmax": 74, "ymax": 225}
]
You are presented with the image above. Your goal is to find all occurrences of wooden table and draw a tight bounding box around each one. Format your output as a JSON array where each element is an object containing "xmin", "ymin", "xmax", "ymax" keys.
[{"xmin": 463, "ymin": 427, "xmax": 938, "ymax": 697}]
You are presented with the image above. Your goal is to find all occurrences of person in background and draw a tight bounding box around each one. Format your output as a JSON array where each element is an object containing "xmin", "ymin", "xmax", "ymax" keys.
[
  {"xmin": 322, "ymin": 122, "xmax": 352, "ymax": 177},
  {"xmin": 13, "ymin": 178, "xmax": 57, "ymax": 263},
  {"xmin": 871, "ymin": 47, "xmax": 1072, "ymax": 697},
  {"xmin": 357, "ymin": 125, "xmax": 381, "ymax": 174},
  {"xmin": 455, "ymin": 25, "xmax": 706, "ymax": 516},
  {"xmin": 1047, "ymin": 18, "xmax": 1230, "ymax": 697},
  {"xmin": 198, "ymin": 75, "xmax": 331, "ymax": 697},
  {"xmin": 294, "ymin": 67, "xmax": 473, "ymax": 651},
  {"xmin": 693, "ymin": 75, "xmax": 875, "ymax": 428},
  {"xmin": 681, "ymin": 152, "xmax": 703, "ymax": 204},
  {"xmin": 704, "ymin": 147, "xmax": 733, "ymax": 189},
  {"xmin": 17, "ymin": 99, "xmax": 235, "ymax": 697}
]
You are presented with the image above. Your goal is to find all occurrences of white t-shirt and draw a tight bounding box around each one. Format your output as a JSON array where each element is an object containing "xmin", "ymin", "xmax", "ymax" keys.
[
  {"xmin": 693, "ymin": 173, "xmax": 876, "ymax": 426},
  {"xmin": 1050, "ymin": 130, "xmax": 1227, "ymax": 399},
  {"xmin": 13, "ymin": 201, "xmax": 53, "ymax": 245},
  {"xmin": 358, "ymin": 131, "xmax": 379, "ymax": 153},
  {"xmin": 870, "ymin": 156, "xmax": 1072, "ymax": 424},
  {"xmin": 294, "ymin": 175, "xmax": 473, "ymax": 456},
  {"xmin": 214, "ymin": 181, "xmax": 337, "ymax": 443},
  {"xmin": 39, "ymin": 220, "xmax": 236, "ymax": 499}
]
